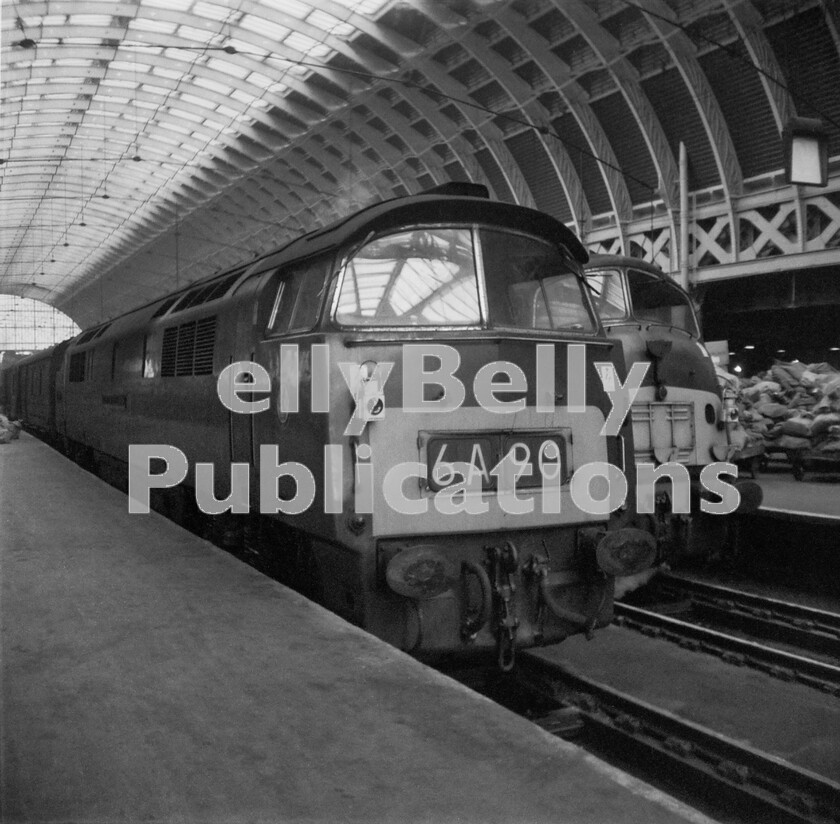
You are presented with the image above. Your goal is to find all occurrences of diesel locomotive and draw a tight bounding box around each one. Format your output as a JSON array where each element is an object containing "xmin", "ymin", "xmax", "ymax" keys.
[
  {"xmin": 583, "ymin": 254, "xmax": 762, "ymax": 569},
  {"xmin": 3, "ymin": 186, "xmax": 671, "ymax": 668}
]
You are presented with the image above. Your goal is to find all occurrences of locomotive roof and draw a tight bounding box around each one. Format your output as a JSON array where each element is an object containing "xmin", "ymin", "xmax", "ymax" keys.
[
  {"xmin": 583, "ymin": 254, "xmax": 668, "ymax": 280},
  {"xmin": 251, "ymin": 192, "xmax": 589, "ymax": 274}
]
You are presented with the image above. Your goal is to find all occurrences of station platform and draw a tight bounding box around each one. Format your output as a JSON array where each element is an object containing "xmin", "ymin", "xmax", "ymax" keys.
[
  {"xmin": 0, "ymin": 433, "xmax": 712, "ymax": 824},
  {"xmin": 756, "ymin": 468, "xmax": 840, "ymax": 525}
]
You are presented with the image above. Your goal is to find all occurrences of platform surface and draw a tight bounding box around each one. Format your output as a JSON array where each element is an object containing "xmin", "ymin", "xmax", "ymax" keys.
[
  {"xmin": 756, "ymin": 467, "xmax": 840, "ymax": 523},
  {"xmin": 0, "ymin": 434, "xmax": 713, "ymax": 824}
]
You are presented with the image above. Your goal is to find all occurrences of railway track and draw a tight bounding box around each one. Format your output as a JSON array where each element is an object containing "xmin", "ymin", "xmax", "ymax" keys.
[
  {"xmin": 615, "ymin": 575, "xmax": 840, "ymax": 694},
  {"xmin": 654, "ymin": 574, "xmax": 840, "ymax": 659},
  {"xmin": 515, "ymin": 653, "xmax": 840, "ymax": 824},
  {"xmin": 444, "ymin": 575, "xmax": 840, "ymax": 823}
]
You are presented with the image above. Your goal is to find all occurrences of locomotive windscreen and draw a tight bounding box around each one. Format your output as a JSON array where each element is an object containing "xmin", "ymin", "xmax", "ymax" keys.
[
  {"xmin": 335, "ymin": 228, "xmax": 480, "ymax": 325},
  {"xmin": 626, "ymin": 270, "xmax": 700, "ymax": 337},
  {"xmin": 335, "ymin": 225, "xmax": 594, "ymax": 331},
  {"xmin": 481, "ymin": 229, "xmax": 594, "ymax": 332}
]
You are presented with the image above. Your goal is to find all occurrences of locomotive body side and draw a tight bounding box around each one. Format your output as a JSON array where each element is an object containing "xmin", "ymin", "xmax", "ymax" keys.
[{"xmin": 6, "ymin": 195, "xmax": 661, "ymax": 667}]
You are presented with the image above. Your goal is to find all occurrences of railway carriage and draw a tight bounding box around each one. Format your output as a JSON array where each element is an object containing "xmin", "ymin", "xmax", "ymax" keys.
[
  {"xmin": 0, "ymin": 345, "xmax": 62, "ymax": 437},
  {"xmin": 2, "ymin": 187, "xmax": 661, "ymax": 667}
]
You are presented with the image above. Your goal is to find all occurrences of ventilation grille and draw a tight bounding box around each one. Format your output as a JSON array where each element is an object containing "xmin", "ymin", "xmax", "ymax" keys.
[
  {"xmin": 193, "ymin": 317, "xmax": 216, "ymax": 375},
  {"xmin": 160, "ymin": 327, "xmax": 178, "ymax": 377},
  {"xmin": 151, "ymin": 295, "xmax": 179, "ymax": 319},
  {"xmin": 160, "ymin": 316, "xmax": 216, "ymax": 378},
  {"xmin": 166, "ymin": 270, "xmax": 245, "ymax": 317},
  {"xmin": 75, "ymin": 321, "xmax": 112, "ymax": 345}
]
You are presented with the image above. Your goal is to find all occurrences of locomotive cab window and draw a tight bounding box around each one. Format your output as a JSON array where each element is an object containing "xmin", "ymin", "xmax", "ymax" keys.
[
  {"xmin": 627, "ymin": 270, "xmax": 700, "ymax": 337},
  {"xmin": 584, "ymin": 270, "xmax": 627, "ymax": 320},
  {"xmin": 335, "ymin": 228, "xmax": 481, "ymax": 326},
  {"xmin": 481, "ymin": 229, "xmax": 595, "ymax": 332},
  {"xmin": 267, "ymin": 255, "xmax": 331, "ymax": 335}
]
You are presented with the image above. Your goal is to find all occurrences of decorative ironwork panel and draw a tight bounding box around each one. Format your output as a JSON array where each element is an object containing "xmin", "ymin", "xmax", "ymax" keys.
[
  {"xmin": 737, "ymin": 202, "xmax": 798, "ymax": 260},
  {"xmin": 804, "ymin": 191, "xmax": 840, "ymax": 251},
  {"xmin": 626, "ymin": 227, "xmax": 673, "ymax": 272},
  {"xmin": 587, "ymin": 235, "xmax": 624, "ymax": 258}
]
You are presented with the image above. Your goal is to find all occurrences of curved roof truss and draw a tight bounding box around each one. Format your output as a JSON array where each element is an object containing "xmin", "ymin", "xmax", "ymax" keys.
[{"xmin": 0, "ymin": 0, "xmax": 837, "ymax": 326}]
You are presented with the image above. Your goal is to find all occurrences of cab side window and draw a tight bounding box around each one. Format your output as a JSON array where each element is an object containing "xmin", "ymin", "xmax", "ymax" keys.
[{"xmin": 267, "ymin": 255, "xmax": 331, "ymax": 335}]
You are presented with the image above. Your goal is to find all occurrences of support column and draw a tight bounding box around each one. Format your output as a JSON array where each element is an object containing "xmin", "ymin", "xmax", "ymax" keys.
[{"xmin": 679, "ymin": 141, "xmax": 690, "ymax": 290}]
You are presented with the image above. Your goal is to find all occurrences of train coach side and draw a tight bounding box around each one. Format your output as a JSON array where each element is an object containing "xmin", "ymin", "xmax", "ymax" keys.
[{"xmin": 0, "ymin": 343, "xmax": 68, "ymax": 440}]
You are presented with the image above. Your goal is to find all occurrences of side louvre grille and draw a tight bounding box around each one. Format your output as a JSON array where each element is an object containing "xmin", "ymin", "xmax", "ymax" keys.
[
  {"xmin": 193, "ymin": 316, "xmax": 216, "ymax": 375},
  {"xmin": 175, "ymin": 322, "xmax": 197, "ymax": 376},
  {"xmin": 160, "ymin": 317, "xmax": 216, "ymax": 378},
  {"xmin": 160, "ymin": 327, "xmax": 178, "ymax": 377}
]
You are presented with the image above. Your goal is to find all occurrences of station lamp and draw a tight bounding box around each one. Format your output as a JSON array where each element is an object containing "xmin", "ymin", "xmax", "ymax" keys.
[{"xmin": 783, "ymin": 117, "xmax": 829, "ymax": 187}]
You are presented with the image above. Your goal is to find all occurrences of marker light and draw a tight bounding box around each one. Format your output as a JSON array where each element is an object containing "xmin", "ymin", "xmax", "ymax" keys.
[
  {"xmin": 385, "ymin": 545, "xmax": 455, "ymax": 599},
  {"xmin": 595, "ymin": 528, "xmax": 657, "ymax": 577}
]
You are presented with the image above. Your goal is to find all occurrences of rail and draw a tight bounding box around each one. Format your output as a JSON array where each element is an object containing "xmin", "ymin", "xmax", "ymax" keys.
[
  {"xmin": 657, "ymin": 574, "xmax": 840, "ymax": 639},
  {"xmin": 519, "ymin": 653, "xmax": 840, "ymax": 824},
  {"xmin": 613, "ymin": 601, "xmax": 840, "ymax": 694}
]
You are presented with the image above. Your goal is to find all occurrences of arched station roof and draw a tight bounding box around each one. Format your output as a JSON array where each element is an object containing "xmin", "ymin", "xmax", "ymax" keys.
[{"xmin": 2, "ymin": 0, "xmax": 839, "ymax": 328}]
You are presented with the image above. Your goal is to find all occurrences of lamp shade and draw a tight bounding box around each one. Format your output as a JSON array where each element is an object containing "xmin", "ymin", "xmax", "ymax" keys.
[{"xmin": 783, "ymin": 117, "xmax": 829, "ymax": 186}]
